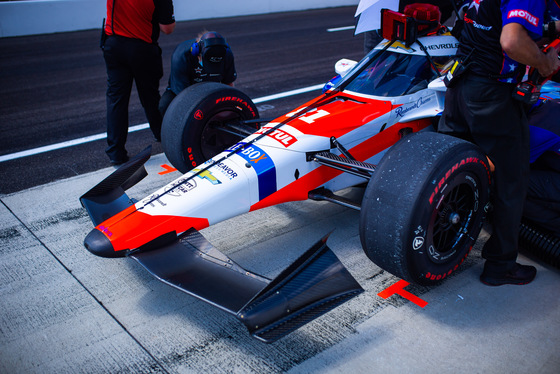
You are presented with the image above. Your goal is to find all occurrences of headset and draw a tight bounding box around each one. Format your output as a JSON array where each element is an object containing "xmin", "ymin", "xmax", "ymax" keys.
[{"xmin": 190, "ymin": 32, "xmax": 227, "ymax": 59}]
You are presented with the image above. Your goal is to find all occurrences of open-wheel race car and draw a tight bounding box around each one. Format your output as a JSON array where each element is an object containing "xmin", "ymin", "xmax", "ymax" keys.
[{"xmin": 80, "ymin": 7, "xmax": 560, "ymax": 342}]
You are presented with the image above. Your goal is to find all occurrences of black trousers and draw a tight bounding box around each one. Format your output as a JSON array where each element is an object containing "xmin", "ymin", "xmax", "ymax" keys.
[
  {"xmin": 103, "ymin": 36, "xmax": 163, "ymax": 162},
  {"xmin": 438, "ymin": 74, "xmax": 530, "ymax": 272}
]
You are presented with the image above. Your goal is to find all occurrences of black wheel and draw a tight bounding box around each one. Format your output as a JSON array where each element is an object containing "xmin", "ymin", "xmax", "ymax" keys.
[
  {"xmin": 161, "ymin": 82, "xmax": 260, "ymax": 173},
  {"xmin": 359, "ymin": 131, "xmax": 491, "ymax": 285}
]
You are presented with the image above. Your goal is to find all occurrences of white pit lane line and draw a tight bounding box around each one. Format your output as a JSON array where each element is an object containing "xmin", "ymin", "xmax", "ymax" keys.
[{"xmin": 0, "ymin": 84, "xmax": 325, "ymax": 163}]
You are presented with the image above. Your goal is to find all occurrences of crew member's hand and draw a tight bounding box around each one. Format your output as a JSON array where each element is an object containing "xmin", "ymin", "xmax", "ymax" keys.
[{"xmin": 537, "ymin": 47, "xmax": 560, "ymax": 77}]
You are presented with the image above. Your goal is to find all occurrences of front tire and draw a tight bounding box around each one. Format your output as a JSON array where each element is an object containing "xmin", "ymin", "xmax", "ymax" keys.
[
  {"xmin": 161, "ymin": 82, "xmax": 260, "ymax": 173},
  {"xmin": 359, "ymin": 131, "xmax": 491, "ymax": 285}
]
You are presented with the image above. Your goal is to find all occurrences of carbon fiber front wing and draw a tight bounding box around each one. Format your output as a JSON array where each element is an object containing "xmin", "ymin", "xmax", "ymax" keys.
[{"xmin": 80, "ymin": 146, "xmax": 363, "ymax": 343}]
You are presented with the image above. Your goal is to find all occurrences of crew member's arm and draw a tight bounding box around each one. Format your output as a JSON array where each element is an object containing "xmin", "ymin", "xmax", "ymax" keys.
[
  {"xmin": 159, "ymin": 0, "xmax": 176, "ymax": 35},
  {"xmin": 160, "ymin": 22, "xmax": 176, "ymax": 35},
  {"xmin": 501, "ymin": 22, "xmax": 560, "ymax": 77}
]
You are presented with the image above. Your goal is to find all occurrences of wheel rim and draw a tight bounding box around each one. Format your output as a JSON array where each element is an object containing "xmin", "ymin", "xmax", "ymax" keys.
[
  {"xmin": 428, "ymin": 181, "xmax": 477, "ymax": 264},
  {"xmin": 199, "ymin": 109, "xmax": 251, "ymax": 160}
]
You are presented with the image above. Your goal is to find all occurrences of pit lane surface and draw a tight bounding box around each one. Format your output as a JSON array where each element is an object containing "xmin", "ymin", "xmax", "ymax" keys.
[
  {"xmin": 1, "ymin": 7, "xmax": 560, "ymax": 374},
  {"xmin": 0, "ymin": 7, "xmax": 364, "ymax": 195}
]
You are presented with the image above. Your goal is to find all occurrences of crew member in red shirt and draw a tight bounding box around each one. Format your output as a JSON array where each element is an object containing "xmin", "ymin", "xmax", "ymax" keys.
[{"xmin": 102, "ymin": 0, "xmax": 175, "ymax": 165}]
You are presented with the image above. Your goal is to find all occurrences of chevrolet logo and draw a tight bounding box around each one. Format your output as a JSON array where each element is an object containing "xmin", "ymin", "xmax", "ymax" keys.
[{"xmin": 192, "ymin": 169, "xmax": 221, "ymax": 185}]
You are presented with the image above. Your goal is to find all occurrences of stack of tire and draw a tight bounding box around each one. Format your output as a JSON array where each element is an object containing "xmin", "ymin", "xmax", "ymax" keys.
[{"xmin": 519, "ymin": 219, "xmax": 560, "ymax": 268}]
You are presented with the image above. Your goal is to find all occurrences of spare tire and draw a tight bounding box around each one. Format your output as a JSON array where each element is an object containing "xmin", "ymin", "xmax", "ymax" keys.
[
  {"xmin": 161, "ymin": 82, "xmax": 260, "ymax": 173},
  {"xmin": 359, "ymin": 131, "xmax": 491, "ymax": 285}
]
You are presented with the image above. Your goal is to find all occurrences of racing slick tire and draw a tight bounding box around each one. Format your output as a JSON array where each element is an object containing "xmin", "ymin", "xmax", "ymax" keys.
[
  {"xmin": 359, "ymin": 131, "xmax": 491, "ymax": 286},
  {"xmin": 162, "ymin": 82, "xmax": 260, "ymax": 173}
]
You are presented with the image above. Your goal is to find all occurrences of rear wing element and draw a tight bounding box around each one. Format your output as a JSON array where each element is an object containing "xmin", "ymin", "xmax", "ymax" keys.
[{"xmin": 131, "ymin": 229, "xmax": 364, "ymax": 343}]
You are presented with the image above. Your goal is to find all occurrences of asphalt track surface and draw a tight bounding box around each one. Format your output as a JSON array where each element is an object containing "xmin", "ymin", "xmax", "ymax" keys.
[
  {"xmin": 0, "ymin": 6, "xmax": 364, "ymax": 195},
  {"xmin": 1, "ymin": 6, "xmax": 560, "ymax": 374}
]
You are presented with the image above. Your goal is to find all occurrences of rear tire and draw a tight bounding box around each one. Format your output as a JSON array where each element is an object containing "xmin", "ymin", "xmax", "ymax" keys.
[
  {"xmin": 359, "ymin": 131, "xmax": 491, "ymax": 285},
  {"xmin": 161, "ymin": 82, "xmax": 259, "ymax": 173}
]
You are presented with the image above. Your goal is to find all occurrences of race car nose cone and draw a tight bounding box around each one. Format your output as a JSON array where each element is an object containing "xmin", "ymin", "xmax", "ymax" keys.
[{"xmin": 84, "ymin": 228, "xmax": 121, "ymax": 258}]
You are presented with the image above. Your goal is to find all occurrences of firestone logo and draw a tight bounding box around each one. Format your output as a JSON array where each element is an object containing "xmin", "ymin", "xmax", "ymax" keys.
[{"xmin": 507, "ymin": 9, "xmax": 539, "ymax": 27}]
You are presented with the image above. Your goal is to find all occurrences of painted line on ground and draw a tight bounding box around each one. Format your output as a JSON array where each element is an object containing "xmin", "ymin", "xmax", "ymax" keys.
[
  {"xmin": 0, "ymin": 83, "xmax": 325, "ymax": 163},
  {"xmin": 327, "ymin": 26, "xmax": 355, "ymax": 32}
]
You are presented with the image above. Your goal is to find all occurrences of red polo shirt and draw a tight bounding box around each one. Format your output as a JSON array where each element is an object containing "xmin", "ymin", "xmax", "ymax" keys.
[{"xmin": 105, "ymin": 0, "xmax": 174, "ymax": 44}]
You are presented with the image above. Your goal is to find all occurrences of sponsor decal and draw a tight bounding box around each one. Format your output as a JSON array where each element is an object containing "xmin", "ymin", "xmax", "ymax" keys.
[
  {"xmin": 215, "ymin": 96, "xmax": 256, "ymax": 117},
  {"xmin": 228, "ymin": 142, "xmax": 276, "ymax": 200},
  {"xmin": 428, "ymin": 156, "xmax": 488, "ymax": 205},
  {"xmin": 508, "ymin": 9, "xmax": 539, "ymax": 27},
  {"xmin": 192, "ymin": 168, "xmax": 221, "ymax": 185},
  {"xmin": 466, "ymin": 175, "xmax": 479, "ymax": 211},
  {"xmin": 464, "ymin": 16, "xmax": 493, "ymax": 31},
  {"xmin": 420, "ymin": 42, "xmax": 459, "ymax": 51},
  {"xmin": 428, "ymin": 244, "xmax": 450, "ymax": 261},
  {"xmin": 413, "ymin": 236, "xmax": 425, "ymax": 250},
  {"xmin": 141, "ymin": 178, "xmax": 198, "ymax": 207},
  {"xmin": 98, "ymin": 225, "xmax": 113, "ymax": 238},
  {"xmin": 186, "ymin": 147, "xmax": 197, "ymax": 168},
  {"xmin": 395, "ymin": 96, "xmax": 432, "ymax": 118},
  {"xmin": 424, "ymin": 250, "xmax": 471, "ymax": 281},
  {"xmin": 255, "ymin": 127, "xmax": 298, "ymax": 147},
  {"xmin": 164, "ymin": 178, "xmax": 198, "ymax": 198},
  {"xmin": 212, "ymin": 162, "xmax": 238, "ymax": 180}
]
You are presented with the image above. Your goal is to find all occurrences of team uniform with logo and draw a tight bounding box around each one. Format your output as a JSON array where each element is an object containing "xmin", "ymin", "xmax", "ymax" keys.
[
  {"xmin": 545, "ymin": 0, "xmax": 560, "ymax": 22},
  {"xmin": 438, "ymin": 0, "xmax": 548, "ymax": 277}
]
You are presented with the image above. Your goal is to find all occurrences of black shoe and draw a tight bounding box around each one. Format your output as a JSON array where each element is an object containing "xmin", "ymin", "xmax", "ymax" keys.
[
  {"xmin": 480, "ymin": 263, "xmax": 536, "ymax": 286},
  {"xmin": 110, "ymin": 155, "xmax": 129, "ymax": 166}
]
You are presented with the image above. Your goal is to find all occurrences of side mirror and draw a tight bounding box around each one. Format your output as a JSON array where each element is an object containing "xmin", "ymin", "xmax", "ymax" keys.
[{"xmin": 427, "ymin": 76, "xmax": 447, "ymax": 92}]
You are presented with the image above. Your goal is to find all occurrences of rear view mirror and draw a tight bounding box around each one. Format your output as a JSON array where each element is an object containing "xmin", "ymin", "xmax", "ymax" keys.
[{"xmin": 335, "ymin": 59, "xmax": 358, "ymax": 76}]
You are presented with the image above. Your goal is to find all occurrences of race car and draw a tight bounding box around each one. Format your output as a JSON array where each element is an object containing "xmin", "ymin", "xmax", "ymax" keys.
[{"xmin": 80, "ymin": 7, "xmax": 559, "ymax": 342}]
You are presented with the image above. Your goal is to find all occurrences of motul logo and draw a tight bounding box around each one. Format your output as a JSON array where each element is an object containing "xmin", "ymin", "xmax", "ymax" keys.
[
  {"xmin": 507, "ymin": 9, "xmax": 539, "ymax": 27},
  {"xmin": 255, "ymin": 127, "xmax": 297, "ymax": 147}
]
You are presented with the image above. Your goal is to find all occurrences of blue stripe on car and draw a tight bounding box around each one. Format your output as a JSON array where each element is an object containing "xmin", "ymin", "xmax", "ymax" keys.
[{"xmin": 228, "ymin": 143, "xmax": 277, "ymax": 200}]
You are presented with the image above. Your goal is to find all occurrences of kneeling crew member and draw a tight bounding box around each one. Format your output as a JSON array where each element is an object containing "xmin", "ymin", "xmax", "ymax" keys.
[{"xmin": 159, "ymin": 31, "xmax": 237, "ymax": 117}]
